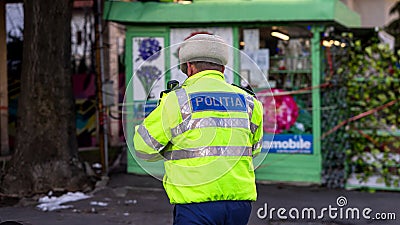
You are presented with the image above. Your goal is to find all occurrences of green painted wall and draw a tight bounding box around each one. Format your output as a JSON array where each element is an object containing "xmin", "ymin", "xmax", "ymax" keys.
[{"xmin": 125, "ymin": 27, "xmax": 169, "ymax": 176}]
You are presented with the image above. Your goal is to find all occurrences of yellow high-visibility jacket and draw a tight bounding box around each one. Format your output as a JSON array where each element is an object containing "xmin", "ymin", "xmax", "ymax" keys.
[{"xmin": 134, "ymin": 70, "xmax": 263, "ymax": 204}]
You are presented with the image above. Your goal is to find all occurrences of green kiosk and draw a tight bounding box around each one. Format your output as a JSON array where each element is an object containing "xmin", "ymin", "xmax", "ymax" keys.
[{"xmin": 104, "ymin": 0, "xmax": 360, "ymax": 184}]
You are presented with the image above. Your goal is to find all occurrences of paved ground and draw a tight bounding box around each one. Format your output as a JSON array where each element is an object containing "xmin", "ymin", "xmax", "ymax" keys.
[{"xmin": 1, "ymin": 173, "xmax": 399, "ymax": 225}]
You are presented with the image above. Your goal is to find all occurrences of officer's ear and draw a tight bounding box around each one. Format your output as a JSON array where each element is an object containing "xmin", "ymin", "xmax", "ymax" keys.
[{"xmin": 180, "ymin": 63, "xmax": 188, "ymax": 75}]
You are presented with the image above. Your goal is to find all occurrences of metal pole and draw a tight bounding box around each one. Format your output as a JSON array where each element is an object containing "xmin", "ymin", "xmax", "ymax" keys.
[
  {"xmin": 0, "ymin": 0, "xmax": 9, "ymax": 156},
  {"xmin": 95, "ymin": 0, "xmax": 108, "ymax": 174}
]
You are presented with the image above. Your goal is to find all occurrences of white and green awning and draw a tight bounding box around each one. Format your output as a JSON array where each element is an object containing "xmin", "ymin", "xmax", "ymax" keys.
[{"xmin": 104, "ymin": 0, "xmax": 360, "ymax": 28}]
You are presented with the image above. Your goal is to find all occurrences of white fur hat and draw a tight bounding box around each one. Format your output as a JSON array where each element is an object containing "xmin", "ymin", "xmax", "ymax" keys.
[{"xmin": 178, "ymin": 34, "xmax": 229, "ymax": 65}]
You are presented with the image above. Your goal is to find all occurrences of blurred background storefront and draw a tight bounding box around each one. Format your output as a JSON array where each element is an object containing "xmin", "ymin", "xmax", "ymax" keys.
[
  {"xmin": 103, "ymin": 0, "xmax": 361, "ymax": 184},
  {"xmin": 2, "ymin": 0, "xmax": 399, "ymax": 189}
]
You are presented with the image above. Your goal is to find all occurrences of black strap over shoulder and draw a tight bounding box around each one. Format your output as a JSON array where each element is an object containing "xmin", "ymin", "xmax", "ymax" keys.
[
  {"xmin": 159, "ymin": 80, "xmax": 180, "ymax": 98},
  {"xmin": 231, "ymin": 83, "xmax": 256, "ymax": 98},
  {"xmin": 157, "ymin": 80, "xmax": 181, "ymax": 105}
]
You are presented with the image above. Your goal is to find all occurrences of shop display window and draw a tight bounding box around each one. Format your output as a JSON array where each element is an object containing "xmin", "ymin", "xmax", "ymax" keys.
[{"xmin": 239, "ymin": 26, "xmax": 313, "ymax": 135}]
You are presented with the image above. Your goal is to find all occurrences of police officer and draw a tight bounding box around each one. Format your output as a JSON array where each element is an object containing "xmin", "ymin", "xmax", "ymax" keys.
[{"xmin": 134, "ymin": 34, "xmax": 263, "ymax": 225}]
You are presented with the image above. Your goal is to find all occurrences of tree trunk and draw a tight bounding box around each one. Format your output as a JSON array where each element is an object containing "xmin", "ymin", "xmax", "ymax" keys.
[{"xmin": 1, "ymin": 0, "xmax": 90, "ymax": 196}]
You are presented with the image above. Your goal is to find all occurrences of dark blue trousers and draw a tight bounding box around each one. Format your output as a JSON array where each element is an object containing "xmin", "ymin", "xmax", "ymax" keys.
[{"xmin": 173, "ymin": 200, "xmax": 252, "ymax": 225}]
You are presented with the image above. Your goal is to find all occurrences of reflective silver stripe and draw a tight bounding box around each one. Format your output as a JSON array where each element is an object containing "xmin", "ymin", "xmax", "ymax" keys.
[
  {"xmin": 171, "ymin": 117, "xmax": 250, "ymax": 137},
  {"xmin": 246, "ymin": 96, "xmax": 254, "ymax": 120},
  {"xmin": 137, "ymin": 125, "xmax": 164, "ymax": 150},
  {"xmin": 163, "ymin": 146, "xmax": 252, "ymax": 160},
  {"xmin": 135, "ymin": 151, "xmax": 160, "ymax": 160},
  {"xmin": 252, "ymin": 140, "xmax": 263, "ymax": 150},
  {"xmin": 246, "ymin": 96, "xmax": 256, "ymax": 134},
  {"xmin": 250, "ymin": 122, "xmax": 259, "ymax": 134},
  {"xmin": 175, "ymin": 88, "xmax": 191, "ymax": 121}
]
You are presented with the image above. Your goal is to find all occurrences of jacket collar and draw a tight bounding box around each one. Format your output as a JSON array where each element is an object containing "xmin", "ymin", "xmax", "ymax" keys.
[{"xmin": 182, "ymin": 70, "xmax": 225, "ymax": 87}]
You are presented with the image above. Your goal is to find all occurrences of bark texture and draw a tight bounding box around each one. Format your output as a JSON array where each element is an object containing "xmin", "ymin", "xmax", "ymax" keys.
[{"xmin": 1, "ymin": 0, "xmax": 90, "ymax": 196}]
